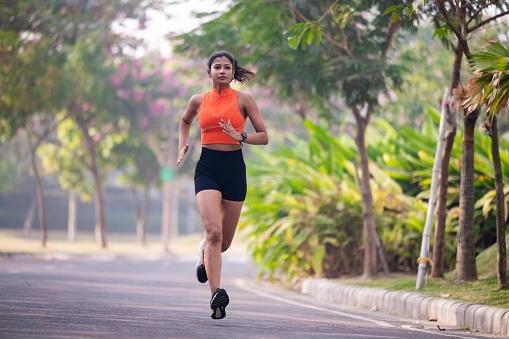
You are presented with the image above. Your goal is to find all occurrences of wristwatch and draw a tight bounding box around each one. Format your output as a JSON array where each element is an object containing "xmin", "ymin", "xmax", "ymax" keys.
[{"xmin": 240, "ymin": 131, "xmax": 248, "ymax": 143}]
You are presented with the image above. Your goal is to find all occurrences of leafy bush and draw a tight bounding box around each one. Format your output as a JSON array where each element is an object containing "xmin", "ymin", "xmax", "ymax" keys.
[
  {"xmin": 240, "ymin": 121, "xmax": 426, "ymax": 280},
  {"xmin": 374, "ymin": 107, "xmax": 509, "ymax": 267},
  {"xmin": 241, "ymin": 108, "xmax": 509, "ymax": 280}
]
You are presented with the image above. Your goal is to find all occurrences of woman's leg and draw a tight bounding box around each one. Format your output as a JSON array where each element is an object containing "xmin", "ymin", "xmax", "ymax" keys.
[
  {"xmin": 196, "ymin": 189, "xmax": 223, "ymax": 294},
  {"xmin": 221, "ymin": 199, "xmax": 243, "ymax": 253}
]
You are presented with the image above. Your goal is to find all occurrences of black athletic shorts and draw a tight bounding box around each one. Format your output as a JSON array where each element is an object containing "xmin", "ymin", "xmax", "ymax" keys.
[{"xmin": 194, "ymin": 147, "xmax": 247, "ymax": 201}]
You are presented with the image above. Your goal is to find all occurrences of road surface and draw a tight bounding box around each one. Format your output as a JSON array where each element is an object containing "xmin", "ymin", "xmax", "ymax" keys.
[{"xmin": 0, "ymin": 253, "xmax": 495, "ymax": 338}]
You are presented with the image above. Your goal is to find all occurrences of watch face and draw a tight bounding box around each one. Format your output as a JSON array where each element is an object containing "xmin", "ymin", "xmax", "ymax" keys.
[{"xmin": 241, "ymin": 131, "xmax": 247, "ymax": 140}]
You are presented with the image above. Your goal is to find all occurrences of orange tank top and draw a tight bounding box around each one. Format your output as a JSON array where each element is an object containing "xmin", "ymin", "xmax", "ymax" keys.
[{"xmin": 198, "ymin": 87, "xmax": 246, "ymax": 145}]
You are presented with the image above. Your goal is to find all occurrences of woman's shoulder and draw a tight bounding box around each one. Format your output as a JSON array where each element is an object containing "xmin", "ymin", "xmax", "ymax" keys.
[
  {"xmin": 189, "ymin": 93, "xmax": 205, "ymax": 108},
  {"xmin": 236, "ymin": 90, "xmax": 255, "ymax": 101},
  {"xmin": 236, "ymin": 90, "xmax": 256, "ymax": 106}
]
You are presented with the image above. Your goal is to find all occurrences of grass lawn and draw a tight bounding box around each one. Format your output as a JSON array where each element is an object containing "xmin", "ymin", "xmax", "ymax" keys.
[
  {"xmin": 339, "ymin": 273, "xmax": 509, "ymax": 308},
  {"xmin": 338, "ymin": 237, "xmax": 509, "ymax": 308}
]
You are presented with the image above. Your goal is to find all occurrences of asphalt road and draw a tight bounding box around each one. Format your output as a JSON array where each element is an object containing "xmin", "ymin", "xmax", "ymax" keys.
[{"xmin": 0, "ymin": 253, "xmax": 495, "ymax": 338}]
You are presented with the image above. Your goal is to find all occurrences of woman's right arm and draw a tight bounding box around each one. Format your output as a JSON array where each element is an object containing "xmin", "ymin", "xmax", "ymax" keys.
[{"xmin": 176, "ymin": 94, "xmax": 200, "ymax": 166}]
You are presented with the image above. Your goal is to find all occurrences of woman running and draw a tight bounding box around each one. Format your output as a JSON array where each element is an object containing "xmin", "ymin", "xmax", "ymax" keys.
[{"xmin": 176, "ymin": 51, "xmax": 269, "ymax": 319}]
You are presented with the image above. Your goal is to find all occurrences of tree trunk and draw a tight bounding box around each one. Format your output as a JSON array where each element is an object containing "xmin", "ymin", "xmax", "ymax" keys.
[
  {"xmin": 133, "ymin": 185, "xmax": 150, "ymax": 246},
  {"xmin": 67, "ymin": 189, "xmax": 77, "ymax": 241},
  {"xmin": 374, "ymin": 231, "xmax": 389, "ymax": 274},
  {"xmin": 161, "ymin": 118, "xmax": 176, "ymax": 252},
  {"xmin": 131, "ymin": 187, "xmax": 141, "ymax": 240},
  {"xmin": 27, "ymin": 134, "xmax": 47, "ymax": 247},
  {"xmin": 91, "ymin": 166, "xmax": 107, "ymax": 248},
  {"xmin": 23, "ymin": 197, "xmax": 36, "ymax": 235},
  {"xmin": 355, "ymin": 119, "xmax": 377, "ymax": 278},
  {"xmin": 430, "ymin": 124, "xmax": 455, "ymax": 277},
  {"xmin": 76, "ymin": 116, "xmax": 107, "ymax": 249},
  {"xmin": 431, "ymin": 45, "xmax": 462, "ymax": 278},
  {"xmin": 416, "ymin": 88, "xmax": 449, "ymax": 289},
  {"xmin": 293, "ymin": 87, "xmax": 309, "ymax": 120},
  {"xmin": 489, "ymin": 116, "xmax": 507, "ymax": 289},
  {"xmin": 352, "ymin": 150, "xmax": 388, "ymax": 275},
  {"xmin": 456, "ymin": 109, "xmax": 479, "ymax": 282},
  {"xmin": 89, "ymin": 141, "xmax": 107, "ymax": 248},
  {"xmin": 140, "ymin": 184, "xmax": 151, "ymax": 245},
  {"xmin": 186, "ymin": 183, "xmax": 195, "ymax": 234},
  {"xmin": 161, "ymin": 181, "xmax": 172, "ymax": 252}
]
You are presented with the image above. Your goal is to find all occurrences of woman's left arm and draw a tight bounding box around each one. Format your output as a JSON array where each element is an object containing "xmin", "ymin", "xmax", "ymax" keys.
[{"xmin": 242, "ymin": 93, "xmax": 269, "ymax": 145}]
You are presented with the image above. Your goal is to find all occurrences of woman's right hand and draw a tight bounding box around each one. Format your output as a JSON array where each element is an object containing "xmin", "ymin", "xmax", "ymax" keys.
[{"xmin": 176, "ymin": 144, "xmax": 189, "ymax": 166}]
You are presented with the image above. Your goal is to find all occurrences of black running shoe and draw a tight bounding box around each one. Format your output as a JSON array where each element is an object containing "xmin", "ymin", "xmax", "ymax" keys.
[
  {"xmin": 196, "ymin": 263, "xmax": 207, "ymax": 283},
  {"xmin": 210, "ymin": 288, "xmax": 229, "ymax": 320},
  {"xmin": 196, "ymin": 239, "xmax": 207, "ymax": 283}
]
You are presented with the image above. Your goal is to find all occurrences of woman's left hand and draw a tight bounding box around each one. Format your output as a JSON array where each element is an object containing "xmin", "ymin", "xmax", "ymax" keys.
[{"xmin": 219, "ymin": 119, "xmax": 241, "ymax": 142}]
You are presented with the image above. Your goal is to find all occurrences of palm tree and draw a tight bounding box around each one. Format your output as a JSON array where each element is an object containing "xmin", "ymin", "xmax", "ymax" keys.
[{"xmin": 464, "ymin": 41, "xmax": 509, "ymax": 289}]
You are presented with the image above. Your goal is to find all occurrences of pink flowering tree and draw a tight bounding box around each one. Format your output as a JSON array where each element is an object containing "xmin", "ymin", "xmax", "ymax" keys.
[{"xmin": 110, "ymin": 53, "xmax": 201, "ymax": 248}]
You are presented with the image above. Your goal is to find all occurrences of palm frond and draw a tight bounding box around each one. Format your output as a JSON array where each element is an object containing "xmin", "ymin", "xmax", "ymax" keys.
[{"xmin": 464, "ymin": 41, "xmax": 509, "ymax": 118}]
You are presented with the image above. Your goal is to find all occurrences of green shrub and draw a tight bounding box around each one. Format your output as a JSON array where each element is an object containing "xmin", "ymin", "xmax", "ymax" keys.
[
  {"xmin": 241, "ymin": 121, "xmax": 426, "ymax": 279},
  {"xmin": 241, "ymin": 109, "xmax": 509, "ymax": 280}
]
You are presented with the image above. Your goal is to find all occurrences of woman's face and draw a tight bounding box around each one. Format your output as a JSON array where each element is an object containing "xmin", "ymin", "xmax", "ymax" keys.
[{"xmin": 209, "ymin": 56, "xmax": 233, "ymax": 85}]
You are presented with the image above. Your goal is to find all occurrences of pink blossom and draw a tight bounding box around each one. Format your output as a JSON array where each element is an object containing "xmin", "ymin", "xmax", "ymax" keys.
[
  {"xmin": 132, "ymin": 59, "xmax": 143, "ymax": 70},
  {"xmin": 111, "ymin": 63, "xmax": 129, "ymax": 86},
  {"xmin": 258, "ymin": 98, "xmax": 272, "ymax": 108},
  {"xmin": 119, "ymin": 63, "xmax": 129, "ymax": 76},
  {"xmin": 133, "ymin": 89, "xmax": 145, "ymax": 102},
  {"xmin": 140, "ymin": 116, "xmax": 150, "ymax": 129},
  {"xmin": 138, "ymin": 16, "xmax": 146, "ymax": 30},
  {"xmin": 377, "ymin": 92, "xmax": 386, "ymax": 105},
  {"xmin": 135, "ymin": 70, "xmax": 151, "ymax": 82},
  {"xmin": 159, "ymin": 74, "xmax": 177, "ymax": 93},
  {"xmin": 163, "ymin": 68, "xmax": 174, "ymax": 78},
  {"xmin": 111, "ymin": 74, "xmax": 123, "ymax": 86},
  {"xmin": 149, "ymin": 98, "xmax": 167, "ymax": 116},
  {"xmin": 158, "ymin": 83, "xmax": 169, "ymax": 93},
  {"xmin": 85, "ymin": 139, "xmax": 94, "ymax": 150},
  {"xmin": 82, "ymin": 102, "xmax": 92, "ymax": 112},
  {"xmin": 177, "ymin": 87, "xmax": 187, "ymax": 97},
  {"xmin": 117, "ymin": 89, "xmax": 131, "ymax": 100}
]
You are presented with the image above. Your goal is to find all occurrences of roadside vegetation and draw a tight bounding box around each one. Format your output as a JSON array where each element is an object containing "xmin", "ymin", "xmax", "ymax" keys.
[
  {"xmin": 1, "ymin": 0, "xmax": 509, "ymax": 303},
  {"xmin": 344, "ymin": 237, "xmax": 509, "ymax": 308}
]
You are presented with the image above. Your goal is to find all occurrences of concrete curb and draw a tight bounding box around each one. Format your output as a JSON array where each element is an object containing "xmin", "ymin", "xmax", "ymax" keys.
[{"xmin": 301, "ymin": 278, "xmax": 509, "ymax": 336}]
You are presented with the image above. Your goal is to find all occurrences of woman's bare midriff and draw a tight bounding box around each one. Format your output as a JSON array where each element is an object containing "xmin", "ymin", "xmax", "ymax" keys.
[{"xmin": 202, "ymin": 144, "xmax": 242, "ymax": 151}]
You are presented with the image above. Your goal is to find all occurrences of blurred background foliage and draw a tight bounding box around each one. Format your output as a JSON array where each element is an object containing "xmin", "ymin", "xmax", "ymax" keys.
[{"xmin": 0, "ymin": 0, "xmax": 508, "ymax": 281}]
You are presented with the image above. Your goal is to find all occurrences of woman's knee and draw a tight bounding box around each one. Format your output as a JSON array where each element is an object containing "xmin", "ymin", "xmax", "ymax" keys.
[
  {"xmin": 206, "ymin": 228, "xmax": 222, "ymax": 245},
  {"xmin": 221, "ymin": 241, "xmax": 231, "ymax": 253}
]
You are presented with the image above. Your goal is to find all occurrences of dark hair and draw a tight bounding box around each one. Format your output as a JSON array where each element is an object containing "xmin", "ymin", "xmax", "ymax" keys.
[{"xmin": 207, "ymin": 50, "xmax": 255, "ymax": 84}]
